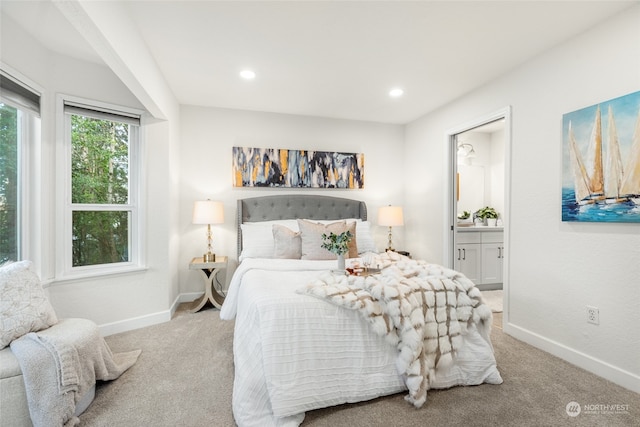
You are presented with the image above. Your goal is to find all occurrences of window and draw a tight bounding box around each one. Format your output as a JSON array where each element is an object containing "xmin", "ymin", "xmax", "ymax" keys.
[
  {"xmin": 0, "ymin": 72, "xmax": 40, "ymax": 263},
  {"xmin": 61, "ymin": 98, "xmax": 142, "ymax": 275},
  {"xmin": 0, "ymin": 102, "xmax": 19, "ymax": 263}
]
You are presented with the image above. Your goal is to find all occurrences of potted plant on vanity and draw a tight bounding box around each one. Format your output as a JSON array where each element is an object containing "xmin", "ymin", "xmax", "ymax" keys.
[
  {"xmin": 474, "ymin": 206, "xmax": 499, "ymax": 227},
  {"xmin": 321, "ymin": 230, "xmax": 353, "ymax": 271}
]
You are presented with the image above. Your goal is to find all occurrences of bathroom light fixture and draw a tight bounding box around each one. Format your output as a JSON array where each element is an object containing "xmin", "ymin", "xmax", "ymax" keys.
[
  {"xmin": 458, "ymin": 142, "xmax": 476, "ymax": 159},
  {"xmin": 192, "ymin": 200, "xmax": 225, "ymax": 262}
]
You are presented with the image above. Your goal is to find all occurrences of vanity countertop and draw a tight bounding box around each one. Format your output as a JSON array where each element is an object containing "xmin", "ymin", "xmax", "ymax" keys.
[{"xmin": 457, "ymin": 225, "xmax": 503, "ymax": 232}]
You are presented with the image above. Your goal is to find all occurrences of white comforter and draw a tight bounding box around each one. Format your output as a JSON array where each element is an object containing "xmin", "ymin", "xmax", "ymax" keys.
[{"xmin": 220, "ymin": 257, "xmax": 502, "ymax": 427}]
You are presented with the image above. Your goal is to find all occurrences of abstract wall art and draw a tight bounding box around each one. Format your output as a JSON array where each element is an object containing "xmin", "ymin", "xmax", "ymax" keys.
[
  {"xmin": 232, "ymin": 146, "xmax": 364, "ymax": 189},
  {"xmin": 562, "ymin": 91, "xmax": 640, "ymax": 222}
]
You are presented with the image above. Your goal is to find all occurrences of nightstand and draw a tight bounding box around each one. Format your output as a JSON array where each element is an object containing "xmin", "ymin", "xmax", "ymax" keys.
[
  {"xmin": 189, "ymin": 256, "xmax": 228, "ymax": 312},
  {"xmin": 387, "ymin": 249, "xmax": 411, "ymax": 258}
]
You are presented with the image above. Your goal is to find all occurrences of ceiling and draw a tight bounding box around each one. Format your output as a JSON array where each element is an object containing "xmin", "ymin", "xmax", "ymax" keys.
[{"xmin": 1, "ymin": 1, "xmax": 635, "ymax": 124}]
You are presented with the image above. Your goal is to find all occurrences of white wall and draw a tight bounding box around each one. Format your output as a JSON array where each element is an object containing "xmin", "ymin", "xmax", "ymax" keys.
[
  {"xmin": 456, "ymin": 131, "xmax": 505, "ymax": 219},
  {"xmin": 178, "ymin": 105, "xmax": 405, "ymax": 294},
  {"xmin": 1, "ymin": 14, "xmax": 181, "ymax": 334},
  {"xmin": 405, "ymin": 6, "xmax": 640, "ymax": 392},
  {"xmin": 457, "ymin": 163, "xmax": 485, "ymax": 217}
]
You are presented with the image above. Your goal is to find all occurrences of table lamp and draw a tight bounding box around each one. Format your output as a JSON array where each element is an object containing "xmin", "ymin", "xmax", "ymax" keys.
[
  {"xmin": 192, "ymin": 200, "xmax": 224, "ymax": 262},
  {"xmin": 378, "ymin": 205, "xmax": 404, "ymax": 252}
]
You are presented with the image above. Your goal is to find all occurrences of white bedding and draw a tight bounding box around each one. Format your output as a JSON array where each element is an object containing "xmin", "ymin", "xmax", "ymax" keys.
[{"xmin": 220, "ymin": 257, "xmax": 502, "ymax": 427}]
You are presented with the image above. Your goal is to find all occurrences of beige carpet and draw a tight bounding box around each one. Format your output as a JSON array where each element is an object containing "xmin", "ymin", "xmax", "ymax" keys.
[
  {"xmin": 78, "ymin": 305, "xmax": 639, "ymax": 427},
  {"xmin": 481, "ymin": 289, "xmax": 503, "ymax": 313}
]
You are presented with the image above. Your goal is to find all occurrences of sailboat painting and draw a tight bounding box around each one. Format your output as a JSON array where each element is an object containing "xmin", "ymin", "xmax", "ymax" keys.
[{"xmin": 562, "ymin": 91, "xmax": 640, "ymax": 223}]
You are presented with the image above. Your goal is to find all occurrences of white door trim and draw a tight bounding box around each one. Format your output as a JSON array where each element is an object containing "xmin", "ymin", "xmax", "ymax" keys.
[{"xmin": 443, "ymin": 106, "xmax": 512, "ymax": 323}]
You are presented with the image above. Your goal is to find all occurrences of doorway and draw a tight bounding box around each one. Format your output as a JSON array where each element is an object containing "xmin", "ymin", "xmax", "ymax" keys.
[{"xmin": 445, "ymin": 107, "xmax": 511, "ymax": 316}]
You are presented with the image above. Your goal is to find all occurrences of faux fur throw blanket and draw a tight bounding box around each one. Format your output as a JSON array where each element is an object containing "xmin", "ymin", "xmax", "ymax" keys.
[
  {"xmin": 10, "ymin": 318, "xmax": 141, "ymax": 427},
  {"xmin": 298, "ymin": 251, "xmax": 492, "ymax": 408}
]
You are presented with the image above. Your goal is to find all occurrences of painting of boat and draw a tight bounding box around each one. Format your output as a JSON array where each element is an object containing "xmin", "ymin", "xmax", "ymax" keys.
[{"xmin": 562, "ymin": 91, "xmax": 640, "ymax": 222}]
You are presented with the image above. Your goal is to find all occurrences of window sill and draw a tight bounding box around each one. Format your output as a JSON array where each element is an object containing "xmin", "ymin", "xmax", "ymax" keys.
[{"xmin": 44, "ymin": 265, "xmax": 148, "ymax": 287}]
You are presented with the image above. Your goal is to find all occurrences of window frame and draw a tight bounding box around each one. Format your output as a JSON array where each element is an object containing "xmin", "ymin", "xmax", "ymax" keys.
[
  {"xmin": 0, "ymin": 68, "xmax": 41, "ymax": 266},
  {"xmin": 56, "ymin": 94, "xmax": 145, "ymax": 281}
]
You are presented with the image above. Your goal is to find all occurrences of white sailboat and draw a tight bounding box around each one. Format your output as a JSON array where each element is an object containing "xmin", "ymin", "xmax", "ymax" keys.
[
  {"xmin": 605, "ymin": 105, "xmax": 626, "ymax": 204},
  {"xmin": 568, "ymin": 106, "xmax": 604, "ymax": 205},
  {"xmin": 619, "ymin": 108, "xmax": 640, "ymax": 205},
  {"xmin": 568, "ymin": 122, "xmax": 592, "ymax": 204}
]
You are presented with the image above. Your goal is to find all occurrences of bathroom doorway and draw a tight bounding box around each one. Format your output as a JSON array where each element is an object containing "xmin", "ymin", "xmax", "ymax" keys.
[{"xmin": 445, "ymin": 107, "xmax": 511, "ymax": 315}]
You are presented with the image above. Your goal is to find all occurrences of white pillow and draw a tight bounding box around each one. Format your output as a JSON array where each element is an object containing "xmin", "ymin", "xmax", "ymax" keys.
[
  {"xmin": 239, "ymin": 223, "xmax": 274, "ymax": 261},
  {"xmin": 273, "ymin": 225, "xmax": 302, "ymax": 259},
  {"xmin": 354, "ymin": 221, "xmax": 377, "ymax": 253},
  {"xmin": 239, "ymin": 220, "xmax": 299, "ymax": 261},
  {"xmin": 0, "ymin": 261, "xmax": 58, "ymax": 349}
]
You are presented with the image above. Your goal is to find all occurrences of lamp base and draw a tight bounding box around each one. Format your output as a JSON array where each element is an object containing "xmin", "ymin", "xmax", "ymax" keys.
[
  {"xmin": 203, "ymin": 252, "xmax": 216, "ymax": 262},
  {"xmin": 386, "ymin": 226, "xmax": 394, "ymax": 253}
]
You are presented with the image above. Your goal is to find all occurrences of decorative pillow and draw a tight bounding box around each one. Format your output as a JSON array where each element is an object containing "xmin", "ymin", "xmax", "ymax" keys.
[
  {"xmin": 297, "ymin": 219, "xmax": 358, "ymax": 260},
  {"xmin": 343, "ymin": 221, "xmax": 358, "ymax": 257},
  {"xmin": 0, "ymin": 261, "xmax": 58, "ymax": 349},
  {"xmin": 318, "ymin": 219, "xmax": 377, "ymax": 254},
  {"xmin": 273, "ymin": 225, "xmax": 302, "ymax": 259}
]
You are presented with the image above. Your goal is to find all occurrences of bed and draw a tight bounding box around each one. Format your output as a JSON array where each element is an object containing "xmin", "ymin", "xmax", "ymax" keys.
[{"xmin": 220, "ymin": 194, "xmax": 502, "ymax": 427}]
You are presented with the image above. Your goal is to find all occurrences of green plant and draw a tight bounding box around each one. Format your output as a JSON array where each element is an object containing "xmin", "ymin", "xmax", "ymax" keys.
[
  {"xmin": 321, "ymin": 231, "xmax": 353, "ymax": 255},
  {"xmin": 475, "ymin": 206, "xmax": 498, "ymax": 219},
  {"xmin": 457, "ymin": 210, "xmax": 470, "ymax": 220}
]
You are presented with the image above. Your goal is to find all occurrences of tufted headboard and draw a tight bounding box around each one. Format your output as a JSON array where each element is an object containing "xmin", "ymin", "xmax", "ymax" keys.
[{"xmin": 237, "ymin": 194, "xmax": 367, "ymax": 256}]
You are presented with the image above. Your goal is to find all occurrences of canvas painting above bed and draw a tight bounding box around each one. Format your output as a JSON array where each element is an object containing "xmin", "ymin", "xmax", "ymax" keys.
[{"xmin": 232, "ymin": 146, "xmax": 365, "ymax": 189}]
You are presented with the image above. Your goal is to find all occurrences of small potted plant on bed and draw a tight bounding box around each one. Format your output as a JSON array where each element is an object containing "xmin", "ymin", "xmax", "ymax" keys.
[
  {"xmin": 321, "ymin": 230, "xmax": 353, "ymax": 271},
  {"xmin": 474, "ymin": 206, "xmax": 499, "ymax": 226}
]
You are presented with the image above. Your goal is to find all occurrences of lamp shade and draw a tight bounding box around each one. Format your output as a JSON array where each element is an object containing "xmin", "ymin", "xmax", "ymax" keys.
[
  {"xmin": 192, "ymin": 200, "xmax": 224, "ymax": 225},
  {"xmin": 378, "ymin": 206, "xmax": 404, "ymax": 227}
]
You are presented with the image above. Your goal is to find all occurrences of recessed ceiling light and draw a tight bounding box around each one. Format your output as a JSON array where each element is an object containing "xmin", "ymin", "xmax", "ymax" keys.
[
  {"xmin": 389, "ymin": 88, "xmax": 404, "ymax": 98},
  {"xmin": 240, "ymin": 69, "xmax": 256, "ymax": 80}
]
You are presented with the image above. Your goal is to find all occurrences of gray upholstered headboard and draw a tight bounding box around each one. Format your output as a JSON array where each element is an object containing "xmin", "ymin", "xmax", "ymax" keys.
[{"xmin": 237, "ymin": 194, "xmax": 367, "ymax": 256}]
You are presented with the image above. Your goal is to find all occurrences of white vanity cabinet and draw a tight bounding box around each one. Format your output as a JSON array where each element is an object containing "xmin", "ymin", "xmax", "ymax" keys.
[
  {"xmin": 455, "ymin": 232, "xmax": 482, "ymax": 283},
  {"xmin": 480, "ymin": 231, "xmax": 504, "ymax": 284},
  {"xmin": 456, "ymin": 229, "xmax": 504, "ymax": 287}
]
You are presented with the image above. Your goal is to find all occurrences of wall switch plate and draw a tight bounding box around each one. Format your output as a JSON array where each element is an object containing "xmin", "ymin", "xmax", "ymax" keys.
[{"xmin": 587, "ymin": 306, "xmax": 599, "ymax": 325}]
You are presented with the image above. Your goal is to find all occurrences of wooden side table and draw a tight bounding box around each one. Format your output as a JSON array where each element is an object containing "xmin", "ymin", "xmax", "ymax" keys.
[
  {"xmin": 396, "ymin": 250, "xmax": 411, "ymax": 258},
  {"xmin": 189, "ymin": 256, "xmax": 228, "ymax": 312}
]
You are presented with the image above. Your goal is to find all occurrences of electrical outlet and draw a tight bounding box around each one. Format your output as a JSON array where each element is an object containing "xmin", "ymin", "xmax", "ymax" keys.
[{"xmin": 587, "ymin": 306, "xmax": 599, "ymax": 325}]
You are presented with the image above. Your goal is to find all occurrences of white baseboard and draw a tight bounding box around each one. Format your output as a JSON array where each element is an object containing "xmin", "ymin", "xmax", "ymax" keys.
[
  {"xmin": 504, "ymin": 322, "xmax": 640, "ymax": 394},
  {"xmin": 98, "ymin": 310, "xmax": 171, "ymax": 337},
  {"xmin": 98, "ymin": 292, "xmax": 203, "ymax": 336},
  {"xmin": 178, "ymin": 292, "xmax": 203, "ymax": 304}
]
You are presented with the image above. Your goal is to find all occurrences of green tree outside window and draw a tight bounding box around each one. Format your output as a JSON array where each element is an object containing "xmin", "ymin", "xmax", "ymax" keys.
[
  {"xmin": 70, "ymin": 115, "xmax": 130, "ymax": 267},
  {"xmin": 0, "ymin": 103, "xmax": 18, "ymax": 263}
]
